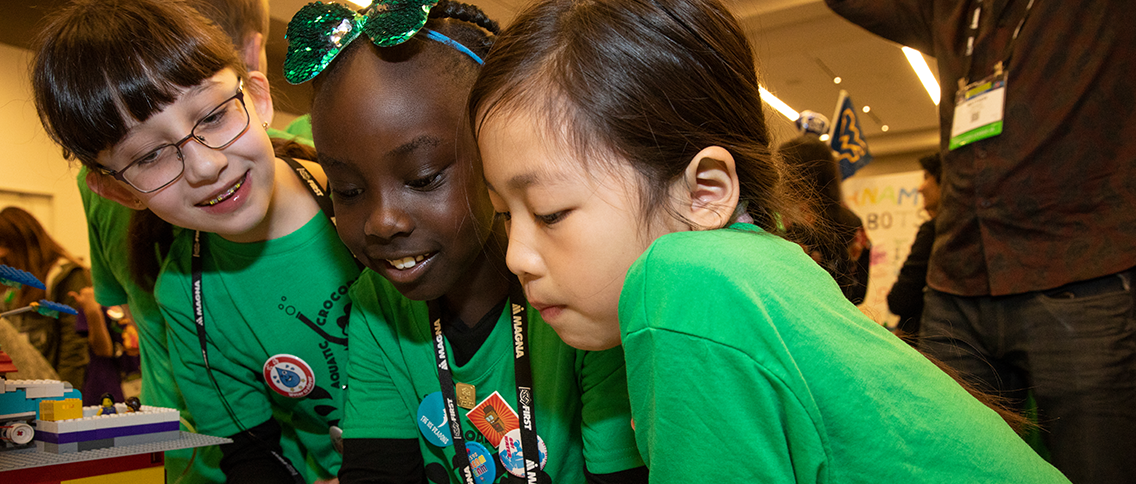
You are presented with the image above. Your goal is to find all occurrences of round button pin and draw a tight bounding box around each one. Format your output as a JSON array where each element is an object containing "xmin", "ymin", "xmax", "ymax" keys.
[
  {"xmin": 416, "ymin": 391, "xmax": 452, "ymax": 447},
  {"xmin": 263, "ymin": 354, "xmax": 315, "ymax": 398},
  {"xmin": 497, "ymin": 428, "xmax": 548, "ymax": 478},
  {"xmin": 465, "ymin": 441, "xmax": 497, "ymax": 484}
]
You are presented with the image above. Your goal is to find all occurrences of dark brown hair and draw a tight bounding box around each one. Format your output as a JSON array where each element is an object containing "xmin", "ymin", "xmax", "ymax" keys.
[
  {"xmin": 32, "ymin": 0, "xmax": 247, "ymax": 167},
  {"xmin": 469, "ymin": 0, "xmax": 1032, "ymax": 434},
  {"xmin": 0, "ymin": 207, "xmax": 83, "ymax": 307},
  {"xmin": 469, "ymin": 0, "xmax": 800, "ymax": 234},
  {"xmin": 31, "ymin": 0, "xmax": 251, "ymax": 290},
  {"xmin": 186, "ymin": 0, "xmax": 269, "ymax": 53}
]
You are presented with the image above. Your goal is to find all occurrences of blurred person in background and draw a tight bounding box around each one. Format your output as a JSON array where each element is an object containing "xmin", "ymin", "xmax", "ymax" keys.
[
  {"xmin": 0, "ymin": 206, "xmax": 90, "ymax": 389},
  {"xmin": 887, "ymin": 153, "xmax": 940, "ymax": 344}
]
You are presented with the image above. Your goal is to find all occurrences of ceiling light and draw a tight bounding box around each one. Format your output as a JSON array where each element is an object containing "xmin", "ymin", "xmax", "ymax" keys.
[
  {"xmin": 902, "ymin": 46, "xmax": 940, "ymax": 106},
  {"xmin": 819, "ymin": 134, "xmax": 831, "ymax": 141},
  {"xmin": 759, "ymin": 86, "xmax": 799, "ymax": 121},
  {"xmin": 862, "ymin": 106, "xmax": 871, "ymax": 113},
  {"xmin": 881, "ymin": 125, "xmax": 889, "ymax": 132},
  {"xmin": 833, "ymin": 77, "xmax": 842, "ymax": 84}
]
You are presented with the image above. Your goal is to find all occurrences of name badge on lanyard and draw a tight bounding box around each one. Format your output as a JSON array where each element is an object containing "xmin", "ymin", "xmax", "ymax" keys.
[{"xmin": 950, "ymin": 69, "xmax": 1007, "ymax": 150}]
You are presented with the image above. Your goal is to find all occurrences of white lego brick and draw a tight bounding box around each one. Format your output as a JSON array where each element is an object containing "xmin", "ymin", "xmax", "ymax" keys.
[
  {"xmin": 133, "ymin": 410, "xmax": 160, "ymax": 426},
  {"xmin": 74, "ymin": 415, "xmax": 97, "ymax": 432},
  {"xmin": 24, "ymin": 381, "xmax": 65, "ymax": 399},
  {"xmin": 36, "ymin": 419, "xmax": 59, "ymax": 433},
  {"xmin": 56, "ymin": 418, "xmax": 81, "ymax": 433}
]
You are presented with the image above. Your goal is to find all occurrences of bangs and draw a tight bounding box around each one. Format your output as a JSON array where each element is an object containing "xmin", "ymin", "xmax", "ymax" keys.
[{"xmin": 33, "ymin": 0, "xmax": 241, "ymax": 165}]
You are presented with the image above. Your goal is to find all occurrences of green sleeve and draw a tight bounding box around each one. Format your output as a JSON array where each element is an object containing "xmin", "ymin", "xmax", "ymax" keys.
[
  {"xmin": 158, "ymin": 259, "xmax": 272, "ymax": 438},
  {"xmin": 576, "ymin": 345, "xmax": 645, "ymax": 474},
  {"xmin": 77, "ymin": 170, "xmax": 129, "ymax": 307},
  {"xmin": 622, "ymin": 327, "xmax": 826, "ymax": 483},
  {"xmin": 342, "ymin": 277, "xmax": 417, "ymax": 440}
]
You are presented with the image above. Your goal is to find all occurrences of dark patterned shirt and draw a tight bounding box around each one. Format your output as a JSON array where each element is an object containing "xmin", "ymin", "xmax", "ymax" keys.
[{"xmin": 827, "ymin": 0, "xmax": 1136, "ymax": 296}]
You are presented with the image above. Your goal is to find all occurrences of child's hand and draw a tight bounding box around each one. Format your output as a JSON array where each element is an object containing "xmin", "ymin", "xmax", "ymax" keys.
[{"xmin": 68, "ymin": 287, "xmax": 100, "ymax": 314}]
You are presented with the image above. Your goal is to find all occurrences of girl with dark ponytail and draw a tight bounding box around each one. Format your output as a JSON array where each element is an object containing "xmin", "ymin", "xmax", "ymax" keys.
[{"xmin": 471, "ymin": 0, "xmax": 1070, "ymax": 482}]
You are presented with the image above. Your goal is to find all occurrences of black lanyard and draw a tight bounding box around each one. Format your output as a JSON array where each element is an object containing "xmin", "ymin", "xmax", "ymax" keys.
[
  {"xmin": 960, "ymin": 0, "xmax": 1037, "ymax": 87},
  {"xmin": 193, "ymin": 157, "xmax": 335, "ymax": 400},
  {"xmin": 428, "ymin": 282, "xmax": 541, "ymax": 483},
  {"xmin": 190, "ymin": 157, "xmax": 336, "ymax": 479}
]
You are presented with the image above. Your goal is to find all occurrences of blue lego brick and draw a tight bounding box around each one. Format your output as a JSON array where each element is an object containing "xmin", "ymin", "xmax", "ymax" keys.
[
  {"xmin": 0, "ymin": 265, "xmax": 45, "ymax": 290},
  {"xmin": 1, "ymin": 383, "xmax": 83, "ymax": 420},
  {"xmin": 36, "ymin": 420, "xmax": 180, "ymax": 444},
  {"xmin": 95, "ymin": 420, "xmax": 179, "ymax": 440}
]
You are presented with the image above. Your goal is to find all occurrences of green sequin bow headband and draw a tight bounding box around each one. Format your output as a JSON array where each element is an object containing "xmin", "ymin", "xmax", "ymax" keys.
[{"xmin": 284, "ymin": 0, "xmax": 483, "ymax": 85}]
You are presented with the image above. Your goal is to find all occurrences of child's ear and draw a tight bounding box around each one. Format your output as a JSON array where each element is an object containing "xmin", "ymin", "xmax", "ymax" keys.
[
  {"xmin": 85, "ymin": 170, "xmax": 146, "ymax": 211},
  {"xmin": 245, "ymin": 70, "xmax": 275, "ymax": 127},
  {"xmin": 678, "ymin": 146, "xmax": 740, "ymax": 230},
  {"xmin": 241, "ymin": 32, "xmax": 266, "ymax": 73}
]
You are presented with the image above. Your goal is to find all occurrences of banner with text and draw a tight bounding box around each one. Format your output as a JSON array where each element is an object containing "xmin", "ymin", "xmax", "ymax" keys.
[{"xmin": 842, "ymin": 170, "xmax": 926, "ymax": 327}]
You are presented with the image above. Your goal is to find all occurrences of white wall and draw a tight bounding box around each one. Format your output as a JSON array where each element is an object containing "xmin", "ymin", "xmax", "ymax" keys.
[{"xmin": 0, "ymin": 43, "xmax": 89, "ymax": 263}]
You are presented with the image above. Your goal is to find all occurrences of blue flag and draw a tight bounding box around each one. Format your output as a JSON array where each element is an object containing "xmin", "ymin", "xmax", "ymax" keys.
[{"xmin": 829, "ymin": 91, "xmax": 873, "ymax": 179}]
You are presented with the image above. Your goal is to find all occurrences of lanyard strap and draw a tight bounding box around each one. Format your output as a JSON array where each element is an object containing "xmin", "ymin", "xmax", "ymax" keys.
[
  {"xmin": 428, "ymin": 282, "xmax": 540, "ymax": 482},
  {"xmin": 190, "ymin": 157, "xmax": 339, "ymax": 480},
  {"xmin": 960, "ymin": 0, "xmax": 1037, "ymax": 87},
  {"xmin": 192, "ymin": 233, "xmax": 303, "ymax": 482},
  {"xmin": 280, "ymin": 156, "xmax": 335, "ymax": 223}
]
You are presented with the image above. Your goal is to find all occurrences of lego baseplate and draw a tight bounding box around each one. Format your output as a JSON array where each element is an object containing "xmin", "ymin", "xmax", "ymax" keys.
[{"xmin": 0, "ymin": 431, "xmax": 231, "ymax": 472}]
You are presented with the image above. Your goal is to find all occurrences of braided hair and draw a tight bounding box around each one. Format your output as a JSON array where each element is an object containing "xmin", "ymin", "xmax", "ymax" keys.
[
  {"xmin": 427, "ymin": 0, "xmax": 500, "ymax": 56},
  {"xmin": 423, "ymin": 0, "xmax": 499, "ymax": 81},
  {"xmin": 313, "ymin": 0, "xmax": 498, "ymax": 94}
]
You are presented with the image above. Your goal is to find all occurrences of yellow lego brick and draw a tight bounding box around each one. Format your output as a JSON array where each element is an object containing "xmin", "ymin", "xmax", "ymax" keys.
[{"xmin": 40, "ymin": 398, "xmax": 83, "ymax": 421}]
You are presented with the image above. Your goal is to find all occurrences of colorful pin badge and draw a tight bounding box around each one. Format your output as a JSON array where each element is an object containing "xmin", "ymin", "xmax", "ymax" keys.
[
  {"xmin": 497, "ymin": 428, "xmax": 548, "ymax": 478},
  {"xmin": 417, "ymin": 391, "xmax": 452, "ymax": 447},
  {"xmin": 466, "ymin": 391, "xmax": 518, "ymax": 447},
  {"xmin": 465, "ymin": 441, "xmax": 497, "ymax": 484},
  {"xmin": 263, "ymin": 354, "xmax": 315, "ymax": 397}
]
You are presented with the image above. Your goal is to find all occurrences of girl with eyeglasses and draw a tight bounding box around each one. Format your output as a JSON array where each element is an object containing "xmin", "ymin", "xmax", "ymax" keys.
[{"xmin": 32, "ymin": 0, "xmax": 359, "ymax": 481}]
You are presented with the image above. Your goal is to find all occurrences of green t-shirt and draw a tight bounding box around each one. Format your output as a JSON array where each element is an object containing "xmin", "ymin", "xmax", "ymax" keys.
[
  {"xmin": 77, "ymin": 168, "xmax": 224, "ymax": 483},
  {"xmin": 619, "ymin": 223, "xmax": 1070, "ymax": 483},
  {"xmin": 267, "ymin": 126, "xmax": 314, "ymax": 148},
  {"xmin": 344, "ymin": 269, "xmax": 644, "ymax": 483},
  {"xmin": 157, "ymin": 213, "xmax": 359, "ymax": 482},
  {"xmin": 282, "ymin": 115, "xmax": 313, "ymax": 142}
]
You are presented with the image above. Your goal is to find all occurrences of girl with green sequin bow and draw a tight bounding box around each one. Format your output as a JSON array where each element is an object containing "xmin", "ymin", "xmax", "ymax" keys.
[
  {"xmin": 285, "ymin": 1, "xmax": 648, "ymax": 483},
  {"xmin": 31, "ymin": 0, "xmax": 360, "ymax": 482}
]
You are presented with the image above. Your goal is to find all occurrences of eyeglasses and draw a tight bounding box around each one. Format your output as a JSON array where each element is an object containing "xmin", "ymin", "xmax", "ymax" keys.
[{"xmin": 98, "ymin": 78, "xmax": 251, "ymax": 193}]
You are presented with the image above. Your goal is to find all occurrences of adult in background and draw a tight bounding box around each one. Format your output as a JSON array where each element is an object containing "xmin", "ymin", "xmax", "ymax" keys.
[
  {"xmin": 826, "ymin": 1, "xmax": 1136, "ymax": 482},
  {"xmin": 886, "ymin": 153, "xmax": 940, "ymax": 343}
]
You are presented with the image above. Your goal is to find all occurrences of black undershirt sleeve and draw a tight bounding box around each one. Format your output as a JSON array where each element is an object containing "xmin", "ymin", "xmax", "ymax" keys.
[
  {"xmin": 585, "ymin": 464, "xmax": 650, "ymax": 484},
  {"xmin": 339, "ymin": 437, "xmax": 426, "ymax": 484},
  {"xmin": 219, "ymin": 418, "xmax": 305, "ymax": 484}
]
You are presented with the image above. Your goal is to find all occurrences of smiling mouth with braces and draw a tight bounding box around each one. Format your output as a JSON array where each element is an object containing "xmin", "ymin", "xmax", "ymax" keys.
[
  {"xmin": 199, "ymin": 176, "xmax": 245, "ymax": 206},
  {"xmin": 388, "ymin": 254, "xmax": 426, "ymax": 270}
]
